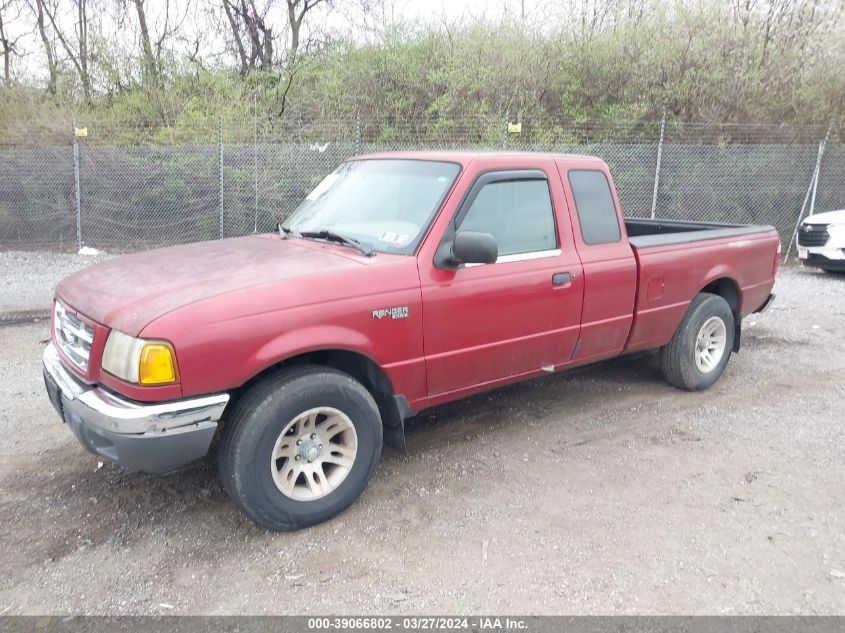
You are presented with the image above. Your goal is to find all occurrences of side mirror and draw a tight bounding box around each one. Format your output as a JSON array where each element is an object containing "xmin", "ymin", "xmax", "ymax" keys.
[{"xmin": 451, "ymin": 231, "xmax": 498, "ymax": 265}]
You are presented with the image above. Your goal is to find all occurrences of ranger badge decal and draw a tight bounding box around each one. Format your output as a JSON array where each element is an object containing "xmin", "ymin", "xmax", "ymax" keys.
[{"xmin": 371, "ymin": 306, "xmax": 409, "ymax": 320}]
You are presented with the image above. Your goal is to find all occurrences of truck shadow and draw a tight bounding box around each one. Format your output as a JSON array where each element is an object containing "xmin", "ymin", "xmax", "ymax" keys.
[
  {"xmin": 788, "ymin": 264, "xmax": 844, "ymax": 280},
  {"xmin": 402, "ymin": 351, "xmax": 663, "ymax": 454}
]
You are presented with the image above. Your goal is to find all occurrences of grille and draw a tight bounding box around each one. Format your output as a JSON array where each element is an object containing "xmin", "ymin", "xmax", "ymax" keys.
[
  {"xmin": 797, "ymin": 223, "xmax": 830, "ymax": 247},
  {"xmin": 54, "ymin": 301, "xmax": 94, "ymax": 372}
]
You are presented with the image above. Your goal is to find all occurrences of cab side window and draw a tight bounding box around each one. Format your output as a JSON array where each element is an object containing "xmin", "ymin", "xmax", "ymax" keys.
[
  {"xmin": 458, "ymin": 179, "xmax": 557, "ymax": 257},
  {"xmin": 568, "ymin": 170, "xmax": 622, "ymax": 245}
]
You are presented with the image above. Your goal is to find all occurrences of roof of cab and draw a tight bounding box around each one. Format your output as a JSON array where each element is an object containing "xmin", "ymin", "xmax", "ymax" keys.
[{"xmin": 352, "ymin": 149, "xmax": 606, "ymax": 167}]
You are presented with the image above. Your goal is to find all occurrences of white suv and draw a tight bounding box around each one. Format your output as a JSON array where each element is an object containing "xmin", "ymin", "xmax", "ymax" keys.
[{"xmin": 797, "ymin": 209, "xmax": 845, "ymax": 273}]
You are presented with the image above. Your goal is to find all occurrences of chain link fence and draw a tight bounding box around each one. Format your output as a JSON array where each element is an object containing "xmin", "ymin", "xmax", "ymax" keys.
[
  {"xmin": 815, "ymin": 144, "xmax": 845, "ymax": 213},
  {"xmin": 0, "ymin": 115, "xmax": 842, "ymax": 253}
]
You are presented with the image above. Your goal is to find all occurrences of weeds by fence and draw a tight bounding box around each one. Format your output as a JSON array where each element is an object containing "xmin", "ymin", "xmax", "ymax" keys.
[{"xmin": 0, "ymin": 115, "xmax": 842, "ymax": 253}]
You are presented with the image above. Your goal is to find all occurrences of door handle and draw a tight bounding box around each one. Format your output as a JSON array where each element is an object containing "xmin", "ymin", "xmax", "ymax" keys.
[{"xmin": 552, "ymin": 272, "xmax": 572, "ymax": 286}]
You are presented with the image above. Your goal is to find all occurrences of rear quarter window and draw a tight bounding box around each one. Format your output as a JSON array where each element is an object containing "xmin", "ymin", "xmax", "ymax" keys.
[{"xmin": 568, "ymin": 170, "xmax": 622, "ymax": 245}]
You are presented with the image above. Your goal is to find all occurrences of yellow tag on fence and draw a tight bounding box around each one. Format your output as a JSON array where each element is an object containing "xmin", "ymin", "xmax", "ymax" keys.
[
  {"xmin": 507, "ymin": 122, "xmax": 522, "ymax": 134},
  {"xmin": 75, "ymin": 127, "xmax": 88, "ymax": 137}
]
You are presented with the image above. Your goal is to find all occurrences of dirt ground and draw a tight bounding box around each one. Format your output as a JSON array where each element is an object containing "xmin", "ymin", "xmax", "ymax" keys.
[
  {"xmin": 0, "ymin": 251, "xmax": 112, "ymax": 318},
  {"xmin": 0, "ymin": 265, "xmax": 843, "ymax": 615}
]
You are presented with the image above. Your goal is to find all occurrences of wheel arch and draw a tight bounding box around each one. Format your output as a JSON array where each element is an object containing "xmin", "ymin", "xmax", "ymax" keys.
[
  {"xmin": 229, "ymin": 348, "xmax": 408, "ymax": 452},
  {"xmin": 699, "ymin": 276, "xmax": 742, "ymax": 352}
]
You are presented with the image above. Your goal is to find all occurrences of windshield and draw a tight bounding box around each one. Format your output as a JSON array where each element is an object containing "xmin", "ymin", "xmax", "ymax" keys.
[{"xmin": 282, "ymin": 159, "xmax": 461, "ymax": 254}]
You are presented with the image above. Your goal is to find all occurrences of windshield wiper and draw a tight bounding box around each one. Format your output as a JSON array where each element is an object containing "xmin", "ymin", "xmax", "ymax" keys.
[{"xmin": 298, "ymin": 229, "xmax": 374, "ymax": 257}]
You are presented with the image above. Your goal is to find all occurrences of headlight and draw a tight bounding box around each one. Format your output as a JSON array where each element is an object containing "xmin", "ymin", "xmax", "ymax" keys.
[{"xmin": 102, "ymin": 330, "xmax": 179, "ymax": 385}]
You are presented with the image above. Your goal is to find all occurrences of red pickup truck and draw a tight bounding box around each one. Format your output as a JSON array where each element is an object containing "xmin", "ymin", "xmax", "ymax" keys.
[{"xmin": 43, "ymin": 151, "xmax": 779, "ymax": 531}]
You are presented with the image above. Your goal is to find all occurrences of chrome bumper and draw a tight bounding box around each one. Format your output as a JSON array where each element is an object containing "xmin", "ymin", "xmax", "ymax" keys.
[{"xmin": 43, "ymin": 342, "xmax": 229, "ymax": 472}]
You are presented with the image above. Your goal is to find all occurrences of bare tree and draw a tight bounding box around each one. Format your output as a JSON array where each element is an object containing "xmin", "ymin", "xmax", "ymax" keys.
[
  {"xmin": 286, "ymin": 0, "xmax": 327, "ymax": 63},
  {"xmin": 41, "ymin": 0, "xmax": 93, "ymax": 99},
  {"xmin": 131, "ymin": 0, "xmax": 191, "ymax": 86},
  {"xmin": 272, "ymin": 0, "xmax": 335, "ymax": 116},
  {"xmin": 221, "ymin": 0, "xmax": 273, "ymax": 76},
  {"xmin": 134, "ymin": 0, "xmax": 157, "ymax": 83},
  {"xmin": 26, "ymin": 0, "xmax": 59, "ymax": 94},
  {"xmin": 0, "ymin": 6, "xmax": 11, "ymax": 85},
  {"xmin": 0, "ymin": 2, "xmax": 13, "ymax": 85},
  {"xmin": 728, "ymin": 0, "xmax": 840, "ymax": 67},
  {"xmin": 0, "ymin": 0, "xmax": 25, "ymax": 86}
]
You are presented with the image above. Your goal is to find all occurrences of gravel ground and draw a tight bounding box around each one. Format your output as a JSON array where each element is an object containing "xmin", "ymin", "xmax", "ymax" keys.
[
  {"xmin": 0, "ymin": 250, "xmax": 114, "ymax": 317},
  {"xmin": 0, "ymin": 265, "xmax": 843, "ymax": 615}
]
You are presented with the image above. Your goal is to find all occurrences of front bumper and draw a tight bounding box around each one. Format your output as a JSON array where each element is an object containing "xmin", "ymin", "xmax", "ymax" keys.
[
  {"xmin": 797, "ymin": 235, "xmax": 845, "ymax": 270},
  {"xmin": 42, "ymin": 342, "xmax": 229, "ymax": 473},
  {"xmin": 799, "ymin": 252, "xmax": 845, "ymax": 271}
]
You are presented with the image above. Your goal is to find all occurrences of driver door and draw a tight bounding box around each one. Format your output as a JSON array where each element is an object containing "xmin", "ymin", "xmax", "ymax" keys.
[{"xmin": 419, "ymin": 165, "xmax": 584, "ymax": 398}]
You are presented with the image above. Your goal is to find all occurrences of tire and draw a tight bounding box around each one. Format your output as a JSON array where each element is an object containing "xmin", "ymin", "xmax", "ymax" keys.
[
  {"xmin": 218, "ymin": 365, "xmax": 383, "ymax": 531},
  {"xmin": 660, "ymin": 293, "xmax": 735, "ymax": 391}
]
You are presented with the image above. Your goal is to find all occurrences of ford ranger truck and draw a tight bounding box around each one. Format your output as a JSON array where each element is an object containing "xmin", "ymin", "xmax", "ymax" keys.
[{"xmin": 43, "ymin": 151, "xmax": 779, "ymax": 531}]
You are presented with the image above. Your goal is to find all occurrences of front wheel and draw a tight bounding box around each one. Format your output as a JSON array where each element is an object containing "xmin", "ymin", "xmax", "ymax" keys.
[
  {"xmin": 660, "ymin": 293, "xmax": 735, "ymax": 391},
  {"xmin": 218, "ymin": 366, "xmax": 383, "ymax": 531}
]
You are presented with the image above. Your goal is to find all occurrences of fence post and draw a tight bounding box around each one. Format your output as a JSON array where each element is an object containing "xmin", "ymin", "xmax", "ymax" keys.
[
  {"xmin": 785, "ymin": 121, "xmax": 833, "ymax": 260},
  {"xmin": 254, "ymin": 93, "xmax": 259, "ymax": 233},
  {"xmin": 650, "ymin": 109, "xmax": 666, "ymax": 219},
  {"xmin": 808, "ymin": 119, "xmax": 834, "ymax": 219},
  {"xmin": 502, "ymin": 111, "xmax": 509, "ymax": 150},
  {"xmin": 218, "ymin": 115, "xmax": 224, "ymax": 239},
  {"xmin": 72, "ymin": 121, "xmax": 82, "ymax": 252},
  {"xmin": 354, "ymin": 111, "xmax": 362, "ymax": 155}
]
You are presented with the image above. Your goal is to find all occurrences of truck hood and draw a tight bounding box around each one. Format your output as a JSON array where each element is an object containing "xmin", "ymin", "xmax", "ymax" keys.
[
  {"xmin": 804, "ymin": 209, "xmax": 845, "ymax": 224},
  {"xmin": 56, "ymin": 235, "xmax": 366, "ymax": 335}
]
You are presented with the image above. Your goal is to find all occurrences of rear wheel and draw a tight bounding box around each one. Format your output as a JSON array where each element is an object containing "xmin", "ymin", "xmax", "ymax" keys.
[
  {"xmin": 218, "ymin": 366, "xmax": 383, "ymax": 531},
  {"xmin": 660, "ymin": 293, "xmax": 735, "ymax": 391}
]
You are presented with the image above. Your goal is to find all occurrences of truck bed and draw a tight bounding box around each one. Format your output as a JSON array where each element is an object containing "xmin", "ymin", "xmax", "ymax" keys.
[
  {"xmin": 622, "ymin": 216, "xmax": 780, "ymax": 354},
  {"xmin": 626, "ymin": 218, "xmax": 776, "ymax": 249}
]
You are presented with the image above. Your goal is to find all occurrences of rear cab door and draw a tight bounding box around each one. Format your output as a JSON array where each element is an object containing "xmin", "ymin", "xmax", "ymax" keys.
[
  {"xmin": 555, "ymin": 157, "xmax": 638, "ymax": 363},
  {"xmin": 417, "ymin": 154, "xmax": 585, "ymax": 402}
]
